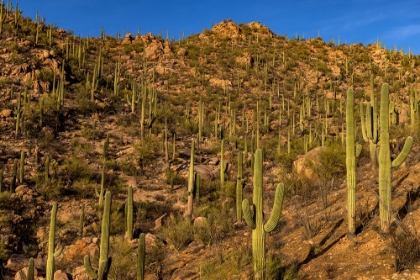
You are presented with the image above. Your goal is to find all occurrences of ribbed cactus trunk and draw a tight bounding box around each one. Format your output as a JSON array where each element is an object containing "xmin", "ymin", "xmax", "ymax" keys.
[
  {"xmin": 378, "ymin": 84, "xmax": 413, "ymax": 232},
  {"xmin": 252, "ymin": 149, "xmax": 265, "ymax": 279},
  {"xmin": 346, "ymin": 88, "xmax": 356, "ymax": 235},
  {"xmin": 186, "ymin": 140, "xmax": 194, "ymax": 220},
  {"xmin": 84, "ymin": 191, "xmax": 111, "ymax": 279},
  {"xmin": 242, "ymin": 149, "xmax": 285, "ymax": 280},
  {"xmin": 137, "ymin": 233, "xmax": 145, "ymax": 280},
  {"xmin": 98, "ymin": 191, "xmax": 111, "ymax": 279},
  {"xmin": 126, "ymin": 186, "xmax": 133, "ymax": 240},
  {"xmin": 46, "ymin": 202, "xmax": 58, "ymax": 280},
  {"xmin": 378, "ymin": 84, "xmax": 392, "ymax": 233}
]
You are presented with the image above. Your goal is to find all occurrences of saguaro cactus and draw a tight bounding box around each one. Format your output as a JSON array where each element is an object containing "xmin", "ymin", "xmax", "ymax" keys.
[
  {"xmin": 360, "ymin": 75, "xmax": 379, "ymax": 163},
  {"xmin": 186, "ymin": 140, "xmax": 194, "ymax": 220},
  {"xmin": 242, "ymin": 149, "xmax": 285, "ymax": 279},
  {"xmin": 378, "ymin": 84, "xmax": 413, "ymax": 232},
  {"xmin": 84, "ymin": 191, "xmax": 112, "ymax": 279},
  {"xmin": 126, "ymin": 186, "xmax": 133, "ymax": 240},
  {"xmin": 346, "ymin": 88, "xmax": 357, "ymax": 236},
  {"xmin": 46, "ymin": 202, "xmax": 63, "ymax": 280},
  {"xmin": 137, "ymin": 233, "xmax": 145, "ymax": 280}
]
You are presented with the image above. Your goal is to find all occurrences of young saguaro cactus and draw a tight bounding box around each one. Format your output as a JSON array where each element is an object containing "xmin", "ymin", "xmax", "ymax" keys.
[
  {"xmin": 242, "ymin": 149, "xmax": 285, "ymax": 280},
  {"xmin": 84, "ymin": 191, "xmax": 112, "ymax": 279},
  {"xmin": 46, "ymin": 202, "xmax": 63, "ymax": 280},
  {"xmin": 378, "ymin": 84, "xmax": 413, "ymax": 232},
  {"xmin": 126, "ymin": 186, "xmax": 133, "ymax": 240}
]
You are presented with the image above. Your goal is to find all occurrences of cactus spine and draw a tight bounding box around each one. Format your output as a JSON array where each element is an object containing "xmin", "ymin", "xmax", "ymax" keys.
[
  {"xmin": 242, "ymin": 149, "xmax": 285, "ymax": 279},
  {"xmin": 378, "ymin": 84, "xmax": 413, "ymax": 232},
  {"xmin": 346, "ymin": 88, "xmax": 356, "ymax": 235},
  {"xmin": 84, "ymin": 191, "xmax": 111, "ymax": 279}
]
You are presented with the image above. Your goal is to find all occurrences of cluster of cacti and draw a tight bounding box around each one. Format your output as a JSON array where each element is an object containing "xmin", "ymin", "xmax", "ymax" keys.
[
  {"xmin": 377, "ymin": 84, "xmax": 413, "ymax": 232},
  {"xmin": 85, "ymin": 191, "xmax": 112, "ymax": 279},
  {"xmin": 242, "ymin": 149, "xmax": 285, "ymax": 279}
]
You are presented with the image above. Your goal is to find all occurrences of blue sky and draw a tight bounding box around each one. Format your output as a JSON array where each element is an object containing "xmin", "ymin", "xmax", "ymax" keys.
[{"xmin": 15, "ymin": 0, "xmax": 420, "ymax": 54}]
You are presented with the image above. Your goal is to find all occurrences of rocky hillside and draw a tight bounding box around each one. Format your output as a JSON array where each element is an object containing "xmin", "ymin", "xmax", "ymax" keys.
[{"xmin": 0, "ymin": 4, "xmax": 420, "ymax": 280}]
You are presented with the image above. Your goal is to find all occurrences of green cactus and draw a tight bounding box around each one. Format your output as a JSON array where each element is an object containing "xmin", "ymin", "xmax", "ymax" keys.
[
  {"xmin": 126, "ymin": 186, "xmax": 133, "ymax": 240},
  {"xmin": 236, "ymin": 151, "xmax": 244, "ymax": 223},
  {"xmin": 409, "ymin": 87, "xmax": 418, "ymax": 131},
  {"xmin": 137, "ymin": 233, "xmax": 145, "ymax": 280},
  {"xmin": 345, "ymin": 88, "xmax": 357, "ymax": 236},
  {"xmin": 242, "ymin": 149, "xmax": 285, "ymax": 279},
  {"xmin": 186, "ymin": 140, "xmax": 194, "ymax": 220},
  {"xmin": 46, "ymin": 202, "xmax": 63, "ymax": 280},
  {"xmin": 194, "ymin": 173, "xmax": 200, "ymax": 203},
  {"xmin": 80, "ymin": 204, "xmax": 84, "ymax": 237},
  {"xmin": 220, "ymin": 139, "xmax": 228, "ymax": 188},
  {"xmin": 27, "ymin": 257, "xmax": 34, "ymax": 280},
  {"xmin": 84, "ymin": 191, "xmax": 112, "ymax": 279},
  {"xmin": 378, "ymin": 84, "xmax": 413, "ymax": 232},
  {"xmin": 360, "ymin": 75, "xmax": 379, "ymax": 163}
]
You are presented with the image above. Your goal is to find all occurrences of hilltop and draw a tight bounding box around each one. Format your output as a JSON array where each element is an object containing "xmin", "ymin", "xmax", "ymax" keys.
[{"xmin": 0, "ymin": 5, "xmax": 420, "ymax": 280}]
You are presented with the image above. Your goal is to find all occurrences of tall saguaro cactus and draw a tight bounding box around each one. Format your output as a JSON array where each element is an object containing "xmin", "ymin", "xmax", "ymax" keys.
[
  {"xmin": 242, "ymin": 149, "xmax": 285, "ymax": 279},
  {"xmin": 346, "ymin": 88, "xmax": 357, "ymax": 235},
  {"xmin": 378, "ymin": 84, "xmax": 413, "ymax": 232},
  {"xmin": 84, "ymin": 191, "xmax": 112, "ymax": 279}
]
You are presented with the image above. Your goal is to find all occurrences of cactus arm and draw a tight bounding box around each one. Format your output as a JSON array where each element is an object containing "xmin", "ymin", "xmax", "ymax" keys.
[
  {"xmin": 391, "ymin": 136, "xmax": 413, "ymax": 167},
  {"xmin": 263, "ymin": 183, "xmax": 285, "ymax": 232},
  {"xmin": 242, "ymin": 199, "xmax": 256, "ymax": 229},
  {"xmin": 84, "ymin": 255, "xmax": 98, "ymax": 279},
  {"xmin": 360, "ymin": 103, "xmax": 369, "ymax": 142},
  {"xmin": 186, "ymin": 140, "xmax": 194, "ymax": 219},
  {"xmin": 356, "ymin": 143, "xmax": 362, "ymax": 158},
  {"xmin": 53, "ymin": 247, "xmax": 63, "ymax": 257}
]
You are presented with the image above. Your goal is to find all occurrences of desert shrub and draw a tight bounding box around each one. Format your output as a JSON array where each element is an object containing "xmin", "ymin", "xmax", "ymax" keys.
[
  {"xmin": 194, "ymin": 205, "xmax": 232, "ymax": 246},
  {"xmin": 391, "ymin": 224, "xmax": 420, "ymax": 272},
  {"xmin": 162, "ymin": 214, "xmax": 193, "ymax": 251},
  {"xmin": 0, "ymin": 192, "xmax": 11, "ymax": 209},
  {"xmin": 107, "ymin": 235, "xmax": 137, "ymax": 279}
]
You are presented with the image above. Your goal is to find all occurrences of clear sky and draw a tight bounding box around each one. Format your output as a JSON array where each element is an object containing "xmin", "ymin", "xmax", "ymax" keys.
[{"xmin": 15, "ymin": 0, "xmax": 420, "ymax": 54}]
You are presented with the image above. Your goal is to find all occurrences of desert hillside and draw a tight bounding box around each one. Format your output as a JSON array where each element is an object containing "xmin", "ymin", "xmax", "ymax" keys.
[{"xmin": 0, "ymin": 5, "xmax": 420, "ymax": 280}]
